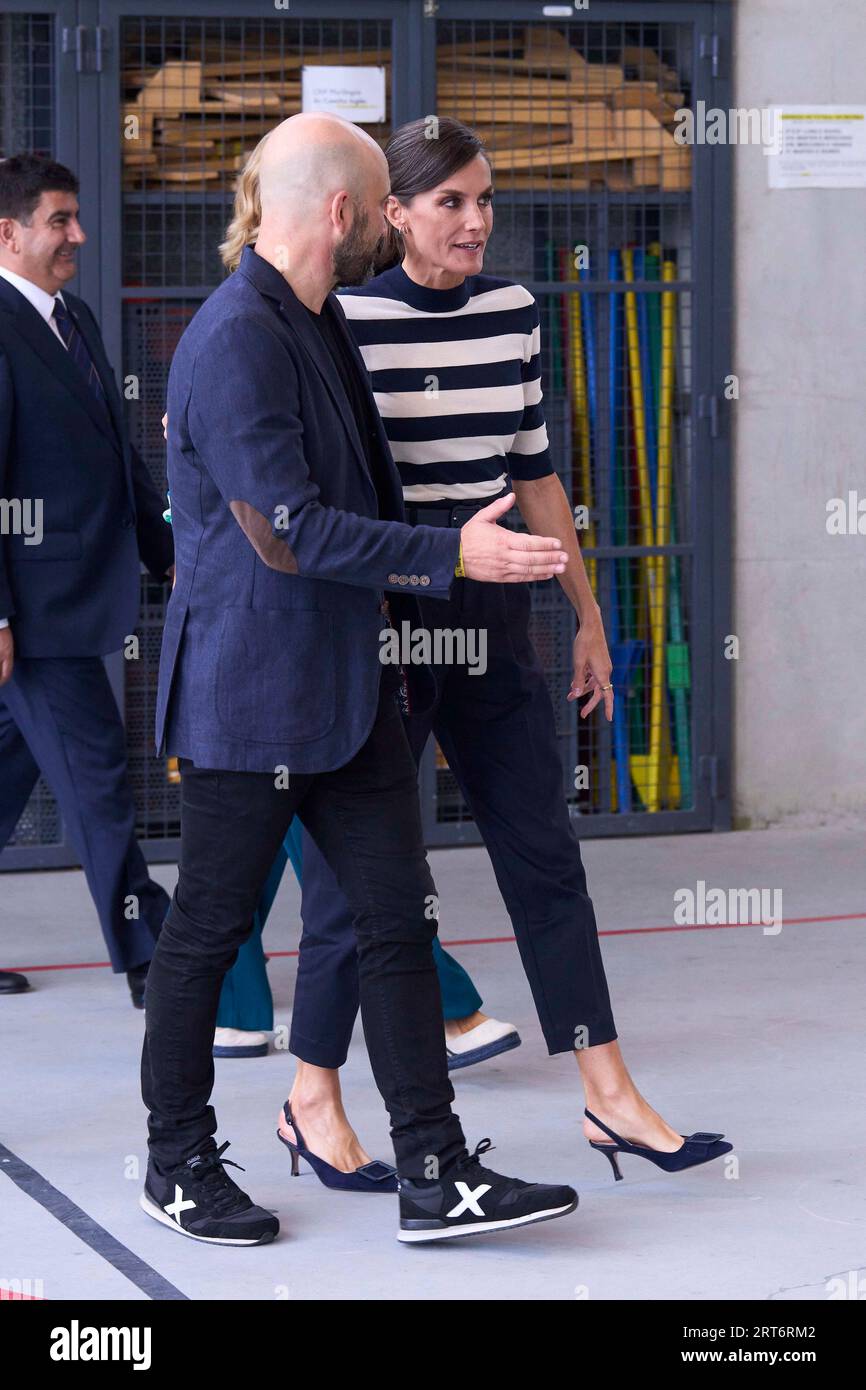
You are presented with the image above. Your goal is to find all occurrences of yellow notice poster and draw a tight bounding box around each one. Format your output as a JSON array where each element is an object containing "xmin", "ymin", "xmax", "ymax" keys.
[{"xmin": 767, "ymin": 106, "xmax": 866, "ymax": 188}]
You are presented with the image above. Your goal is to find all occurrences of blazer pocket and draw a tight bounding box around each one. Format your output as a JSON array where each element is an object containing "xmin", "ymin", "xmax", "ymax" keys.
[
  {"xmin": 215, "ymin": 607, "xmax": 337, "ymax": 743},
  {"xmin": 10, "ymin": 531, "xmax": 82, "ymax": 561}
]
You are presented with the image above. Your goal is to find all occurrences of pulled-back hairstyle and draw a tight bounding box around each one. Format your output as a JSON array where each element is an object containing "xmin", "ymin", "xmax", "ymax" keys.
[
  {"xmin": 219, "ymin": 115, "xmax": 489, "ymax": 274},
  {"xmin": 377, "ymin": 116, "xmax": 489, "ymax": 271}
]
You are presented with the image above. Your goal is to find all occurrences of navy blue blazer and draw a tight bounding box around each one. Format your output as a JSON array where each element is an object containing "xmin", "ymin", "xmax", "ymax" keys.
[
  {"xmin": 0, "ymin": 275, "xmax": 174, "ymax": 657},
  {"xmin": 157, "ymin": 245, "xmax": 461, "ymax": 774}
]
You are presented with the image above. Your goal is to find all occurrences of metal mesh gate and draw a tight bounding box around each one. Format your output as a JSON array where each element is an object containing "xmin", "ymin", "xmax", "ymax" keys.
[{"xmin": 0, "ymin": 1, "xmax": 731, "ymax": 870}]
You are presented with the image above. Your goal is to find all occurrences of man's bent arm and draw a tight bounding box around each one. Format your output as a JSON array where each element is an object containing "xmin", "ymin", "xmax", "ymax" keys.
[{"xmin": 183, "ymin": 317, "xmax": 460, "ymax": 598}]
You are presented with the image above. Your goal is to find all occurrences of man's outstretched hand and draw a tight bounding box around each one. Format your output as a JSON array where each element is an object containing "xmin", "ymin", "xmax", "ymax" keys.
[
  {"xmin": 460, "ymin": 493, "xmax": 568, "ymax": 583},
  {"xmin": 162, "ymin": 441, "xmax": 567, "ymax": 588}
]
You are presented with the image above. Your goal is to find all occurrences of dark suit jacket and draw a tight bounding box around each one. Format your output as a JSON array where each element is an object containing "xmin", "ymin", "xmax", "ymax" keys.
[
  {"xmin": 0, "ymin": 276, "xmax": 174, "ymax": 657},
  {"xmin": 157, "ymin": 245, "xmax": 461, "ymax": 774}
]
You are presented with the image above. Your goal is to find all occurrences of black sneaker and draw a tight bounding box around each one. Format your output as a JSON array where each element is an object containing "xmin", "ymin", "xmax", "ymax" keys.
[
  {"xmin": 397, "ymin": 1139, "xmax": 577, "ymax": 1244},
  {"xmin": 140, "ymin": 1141, "xmax": 279, "ymax": 1245}
]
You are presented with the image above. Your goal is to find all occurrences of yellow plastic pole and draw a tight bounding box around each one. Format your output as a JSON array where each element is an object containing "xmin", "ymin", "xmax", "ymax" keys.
[
  {"xmin": 646, "ymin": 259, "xmax": 677, "ymax": 812},
  {"xmin": 622, "ymin": 249, "xmax": 655, "ymax": 641}
]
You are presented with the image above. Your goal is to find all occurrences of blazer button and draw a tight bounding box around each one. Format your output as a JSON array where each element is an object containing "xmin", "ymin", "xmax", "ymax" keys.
[
  {"xmin": 409, "ymin": 575, "xmax": 419, "ymax": 586},
  {"xmin": 398, "ymin": 574, "xmax": 409, "ymax": 585},
  {"xmin": 419, "ymin": 575, "xmax": 430, "ymax": 586},
  {"xmin": 387, "ymin": 573, "xmax": 399, "ymax": 584}
]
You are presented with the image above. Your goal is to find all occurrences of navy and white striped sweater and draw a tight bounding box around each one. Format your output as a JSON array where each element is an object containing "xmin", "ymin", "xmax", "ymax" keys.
[{"xmin": 338, "ymin": 261, "xmax": 553, "ymax": 504}]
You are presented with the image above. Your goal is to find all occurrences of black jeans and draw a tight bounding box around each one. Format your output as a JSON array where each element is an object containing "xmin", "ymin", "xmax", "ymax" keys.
[{"xmin": 140, "ymin": 684, "xmax": 467, "ymax": 1178}]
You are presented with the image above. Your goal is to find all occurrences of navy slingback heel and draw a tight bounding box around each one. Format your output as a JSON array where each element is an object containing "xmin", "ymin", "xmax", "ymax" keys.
[
  {"xmin": 585, "ymin": 1107, "xmax": 733, "ymax": 1181},
  {"xmin": 277, "ymin": 1101, "xmax": 398, "ymax": 1193}
]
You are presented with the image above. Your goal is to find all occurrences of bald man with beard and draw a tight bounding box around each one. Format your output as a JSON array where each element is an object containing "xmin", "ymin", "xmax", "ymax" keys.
[{"xmin": 139, "ymin": 114, "xmax": 578, "ymax": 1247}]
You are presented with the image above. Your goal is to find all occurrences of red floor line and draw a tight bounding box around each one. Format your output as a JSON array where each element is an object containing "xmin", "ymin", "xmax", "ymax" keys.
[{"xmin": 4, "ymin": 910, "xmax": 865, "ymax": 974}]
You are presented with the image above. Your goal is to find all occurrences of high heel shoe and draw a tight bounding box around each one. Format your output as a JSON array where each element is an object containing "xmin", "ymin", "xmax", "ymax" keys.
[
  {"xmin": 276, "ymin": 1101, "xmax": 398, "ymax": 1193},
  {"xmin": 585, "ymin": 1107, "xmax": 733, "ymax": 1181}
]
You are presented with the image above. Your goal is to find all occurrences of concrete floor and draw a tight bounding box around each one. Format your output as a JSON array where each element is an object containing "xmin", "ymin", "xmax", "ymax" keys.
[{"xmin": 1, "ymin": 823, "xmax": 864, "ymax": 1302}]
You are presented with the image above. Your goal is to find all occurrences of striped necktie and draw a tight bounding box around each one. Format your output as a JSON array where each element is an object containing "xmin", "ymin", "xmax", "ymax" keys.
[{"xmin": 51, "ymin": 296, "xmax": 108, "ymax": 409}]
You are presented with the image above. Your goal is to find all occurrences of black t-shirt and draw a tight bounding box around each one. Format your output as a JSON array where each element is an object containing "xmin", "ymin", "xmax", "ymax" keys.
[
  {"xmin": 304, "ymin": 298, "xmax": 393, "ymax": 519},
  {"xmin": 304, "ymin": 297, "xmax": 402, "ymax": 697}
]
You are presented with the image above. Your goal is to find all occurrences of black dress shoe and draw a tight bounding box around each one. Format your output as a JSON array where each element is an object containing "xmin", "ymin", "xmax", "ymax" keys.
[
  {"xmin": 127, "ymin": 961, "xmax": 150, "ymax": 1009},
  {"xmin": 0, "ymin": 970, "xmax": 30, "ymax": 995}
]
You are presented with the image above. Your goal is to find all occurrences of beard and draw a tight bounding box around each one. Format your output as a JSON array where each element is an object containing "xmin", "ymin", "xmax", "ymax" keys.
[{"xmin": 332, "ymin": 203, "xmax": 382, "ymax": 287}]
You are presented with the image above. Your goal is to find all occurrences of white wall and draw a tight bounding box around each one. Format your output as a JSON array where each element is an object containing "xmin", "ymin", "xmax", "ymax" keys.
[{"xmin": 732, "ymin": 0, "xmax": 866, "ymax": 824}]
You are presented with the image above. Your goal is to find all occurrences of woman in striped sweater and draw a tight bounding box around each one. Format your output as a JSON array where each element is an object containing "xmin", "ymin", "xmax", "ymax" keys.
[{"xmin": 218, "ymin": 118, "xmax": 730, "ymax": 1186}]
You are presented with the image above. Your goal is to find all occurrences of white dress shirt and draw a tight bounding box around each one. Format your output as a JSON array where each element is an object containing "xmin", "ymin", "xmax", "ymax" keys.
[{"xmin": 0, "ymin": 265, "xmax": 70, "ymax": 629}]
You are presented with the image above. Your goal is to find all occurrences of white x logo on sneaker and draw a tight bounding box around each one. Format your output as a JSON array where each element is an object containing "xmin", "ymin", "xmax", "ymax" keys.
[
  {"xmin": 165, "ymin": 1185, "xmax": 196, "ymax": 1223},
  {"xmin": 446, "ymin": 1181, "xmax": 492, "ymax": 1218}
]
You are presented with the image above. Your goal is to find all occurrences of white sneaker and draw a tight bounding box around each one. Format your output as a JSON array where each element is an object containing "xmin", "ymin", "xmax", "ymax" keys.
[
  {"xmin": 445, "ymin": 1017, "xmax": 521, "ymax": 1072},
  {"xmin": 213, "ymin": 1027, "xmax": 269, "ymax": 1058}
]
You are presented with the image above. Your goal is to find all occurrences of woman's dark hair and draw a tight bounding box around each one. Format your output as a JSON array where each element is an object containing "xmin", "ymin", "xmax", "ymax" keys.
[
  {"xmin": 0, "ymin": 154, "xmax": 79, "ymax": 223},
  {"xmin": 376, "ymin": 116, "xmax": 490, "ymax": 272}
]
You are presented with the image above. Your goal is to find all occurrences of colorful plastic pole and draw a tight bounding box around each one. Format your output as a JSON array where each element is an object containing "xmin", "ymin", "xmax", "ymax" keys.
[{"xmin": 646, "ymin": 258, "xmax": 677, "ymax": 812}]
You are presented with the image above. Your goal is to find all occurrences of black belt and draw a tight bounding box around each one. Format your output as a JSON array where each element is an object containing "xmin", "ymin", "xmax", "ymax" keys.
[{"xmin": 405, "ymin": 491, "xmax": 508, "ymax": 529}]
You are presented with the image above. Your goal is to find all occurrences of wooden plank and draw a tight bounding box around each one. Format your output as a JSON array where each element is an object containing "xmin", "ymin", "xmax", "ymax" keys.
[
  {"xmin": 569, "ymin": 102, "xmax": 618, "ymax": 149},
  {"xmin": 153, "ymin": 133, "xmax": 219, "ymax": 150},
  {"xmin": 491, "ymin": 143, "xmax": 632, "ymax": 170},
  {"xmin": 522, "ymin": 25, "xmax": 586, "ymax": 72},
  {"xmin": 610, "ymin": 107, "xmax": 684, "ymax": 154},
  {"xmin": 160, "ymin": 168, "xmax": 222, "ymax": 182},
  {"xmin": 438, "ymin": 77, "xmax": 570, "ymax": 97},
  {"xmin": 477, "ymin": 124, "xmax": 572, "ymax": 149},
  {"xmin": 155, "ymin": 120, "xmax": 269, "ymax": 143},
  {"xmin": 497, "ymin": 174, "xmax": 592, "ymax": 190},
  {"xmin": 440, "ymin": 104, "xmax": 570, "ymax": 125},
  {"xmin": 203, "ymin": 85, "xmax": 287, "ymax": 108},
  {"xmin": 609, "ymin": 83, "xmax": 683, "ymax": 126},
  {"xmin": 628, "ymin": 156, "xmax": 660, "ymax": 187},
  {"xmin": 438, "ymin": 66, "xmax": 624, "ymax": 94}
]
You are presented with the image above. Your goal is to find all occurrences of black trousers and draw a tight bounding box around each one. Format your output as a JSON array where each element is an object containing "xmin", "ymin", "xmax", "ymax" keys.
[
  {"xmin": 140, "ymin": 683, "xmax": 467, "ymax": 1178},
  {"xmin": 292, "ymin": 576, "xmax": 618, "ymax": 1065}
]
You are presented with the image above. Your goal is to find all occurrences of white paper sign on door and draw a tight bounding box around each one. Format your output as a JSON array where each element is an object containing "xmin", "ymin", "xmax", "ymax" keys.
[
  {"xmin": 766, "ymin": 106, "xmax": 866, "ymax": 189},
  {"xmin": 301, "ymin": 66, "xmax": 386, "ymax": 124}
]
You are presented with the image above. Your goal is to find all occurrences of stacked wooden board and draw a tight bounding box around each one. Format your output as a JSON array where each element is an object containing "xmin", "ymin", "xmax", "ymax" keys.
[
  {"xmin": 122, "ymin": 29, "xmax": 689, "ymax": 192},
  {"xmin": 439, "ymin": 28, "xmax": 690, "ymax": 190},
  {"xmin": 122, "ymin": 47, "xmax": 391, "ymax": 187}
]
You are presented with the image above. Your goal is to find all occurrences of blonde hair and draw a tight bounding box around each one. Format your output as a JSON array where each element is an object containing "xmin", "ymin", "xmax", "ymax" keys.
[{"xmin": 219, "ymin": 133, "xmax": 268, "ymax": 272}]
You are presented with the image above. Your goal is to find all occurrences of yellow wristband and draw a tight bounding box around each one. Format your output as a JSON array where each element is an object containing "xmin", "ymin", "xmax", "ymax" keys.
[{"xmin": 454, "ymin": 540, "xmax": 465, "ymax": 579}]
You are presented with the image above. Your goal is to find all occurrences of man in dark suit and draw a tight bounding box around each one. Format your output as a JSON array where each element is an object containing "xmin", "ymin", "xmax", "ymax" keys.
[
  {"xmin": 140, "ymin": 112, "xmax": 578, "ymax": 1246},
  {"xmin": 0, "ymin": 154, "xmax": 174, "ymax": 1005}
]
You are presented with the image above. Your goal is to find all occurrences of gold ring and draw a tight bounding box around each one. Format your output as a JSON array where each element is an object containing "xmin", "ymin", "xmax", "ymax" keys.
[{"xmin": 601, "ymin": 683, "xmax": 613, "ymax": 691}]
